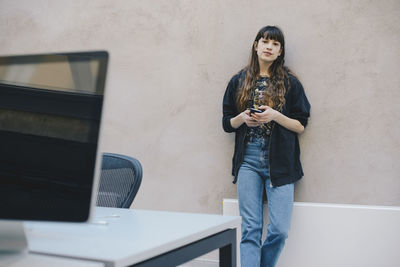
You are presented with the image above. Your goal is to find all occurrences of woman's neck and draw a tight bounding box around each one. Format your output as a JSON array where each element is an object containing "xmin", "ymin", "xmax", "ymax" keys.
[{"xmin": 259, "ymin": 61, "xmax": 272, "ymax": 77}]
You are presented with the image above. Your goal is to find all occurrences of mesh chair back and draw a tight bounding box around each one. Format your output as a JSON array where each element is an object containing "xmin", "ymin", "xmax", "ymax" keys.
[{"xmin": 96, "ymin": 153, "xmax": 142, "ymax": 208}]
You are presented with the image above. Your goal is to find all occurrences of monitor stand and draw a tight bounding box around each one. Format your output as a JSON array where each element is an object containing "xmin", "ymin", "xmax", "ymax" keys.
[{"xmin": 0, "ymin": 221, "xmax": 28, "ymax": 265}]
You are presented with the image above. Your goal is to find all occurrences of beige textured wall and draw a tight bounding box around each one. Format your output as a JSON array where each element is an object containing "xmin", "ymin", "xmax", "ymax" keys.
[{"xmin": 1, "ymin": 0, "xmax": 399, "ymax": 214}]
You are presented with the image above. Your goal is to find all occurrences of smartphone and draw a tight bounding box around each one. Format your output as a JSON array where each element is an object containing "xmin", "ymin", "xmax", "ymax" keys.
[{"xmin": 249, "ymin": 107, "xmax": 263, "ymax": 113}]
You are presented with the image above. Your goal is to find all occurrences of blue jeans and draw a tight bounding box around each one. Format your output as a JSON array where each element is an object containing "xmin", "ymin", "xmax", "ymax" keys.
[{"xmin": 237, "ymin": 137, "xmax": 294, "ymax": 267}]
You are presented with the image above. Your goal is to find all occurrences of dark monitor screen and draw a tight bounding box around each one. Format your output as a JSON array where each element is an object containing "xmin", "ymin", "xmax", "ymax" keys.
[{"xmin": 0, "ymin": 51, "xmax": 108, "ymax": 222}]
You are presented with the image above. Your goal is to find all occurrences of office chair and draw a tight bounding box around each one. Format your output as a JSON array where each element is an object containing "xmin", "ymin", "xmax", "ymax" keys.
[{"xmin": 96, "ymin": 153, "xmax": 143, "ymax": 208}]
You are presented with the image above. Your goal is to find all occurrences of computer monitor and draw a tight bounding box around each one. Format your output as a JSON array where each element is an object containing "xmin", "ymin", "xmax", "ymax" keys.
[{"xmin": 0, "ymin": 51, "xmax": 108, "ymax": 253}]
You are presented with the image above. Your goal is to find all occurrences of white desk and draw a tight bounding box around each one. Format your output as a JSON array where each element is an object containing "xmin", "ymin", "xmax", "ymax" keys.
[
  {"xmin": 25, "ymin": 207, "xmax": 241, "ymax": 267},
  {"xmin": 1, "ymin": 253, "xmax": 104, "ymax": 267}
]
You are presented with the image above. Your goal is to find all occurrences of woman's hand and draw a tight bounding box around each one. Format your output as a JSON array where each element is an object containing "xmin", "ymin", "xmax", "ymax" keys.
[
  {"xmin": 230, "ymin": 110, "xmax": 262, "ymax": 129},
  {"xmin": 250, "ymin": 105, "xmax": 279, "ymax": 123},
  {"xmin": 242, "ymin": 110, "xmax": 262, "ymax": 127},
  {"xmin": 252, "ymin": 105, "xmax": 305, "ymax": 134}
]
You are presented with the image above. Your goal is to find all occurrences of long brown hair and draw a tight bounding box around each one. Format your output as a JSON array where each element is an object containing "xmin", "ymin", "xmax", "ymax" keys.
[{"xmin": 237, "ymin": 26, "xmax": 292, "ymax": 112}]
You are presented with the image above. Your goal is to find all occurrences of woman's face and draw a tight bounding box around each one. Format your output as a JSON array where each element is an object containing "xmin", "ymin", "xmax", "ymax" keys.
[{"xmin": 254, "ymin": 37, "xmax": 282, "ymax": 64}]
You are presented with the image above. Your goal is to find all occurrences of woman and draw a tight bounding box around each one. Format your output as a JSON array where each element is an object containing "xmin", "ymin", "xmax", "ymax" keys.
[{"xmin": 222, "ymin": 26, "xmax": 310, "ymax": 267}]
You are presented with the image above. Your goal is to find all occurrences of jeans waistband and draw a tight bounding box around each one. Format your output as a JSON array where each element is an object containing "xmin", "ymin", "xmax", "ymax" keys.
[{"xmin": 247, "ymin": 136, "xmax": 270, "ymax": 147}]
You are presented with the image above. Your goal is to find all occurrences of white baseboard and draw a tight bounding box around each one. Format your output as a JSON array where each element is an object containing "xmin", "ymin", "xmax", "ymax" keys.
[
  {"xmin": 223, "ymin": 199, "xmax": 400, "ymax": 267},
  {"xmin": 178, "ymin": 258, "xmax": 218, "ymax": 267}
]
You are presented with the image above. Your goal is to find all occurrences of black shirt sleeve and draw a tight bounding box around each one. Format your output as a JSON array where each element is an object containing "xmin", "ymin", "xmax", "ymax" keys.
[
  {"xmin": 222, "ymin": 73, "xmax": 241, "ymax": 133},
  {"xmin": 286, "ymin": 75, "xmax": 311, "ymax": 127}
]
